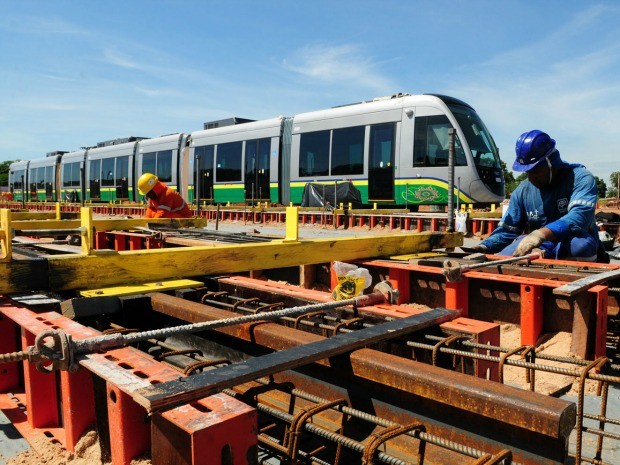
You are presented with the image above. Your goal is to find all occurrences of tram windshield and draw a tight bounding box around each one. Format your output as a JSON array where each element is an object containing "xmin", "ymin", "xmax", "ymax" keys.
[{"xmin": 448, "ymin": 104, "xmax": 501, "ymax": 169}]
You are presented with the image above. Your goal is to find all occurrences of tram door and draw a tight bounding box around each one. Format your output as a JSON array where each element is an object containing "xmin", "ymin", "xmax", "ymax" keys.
[
  {"xmin": 368, "ymin": 123, "xmax": 395, "ymax": 201},
  {"xmin": 245, "ymin": 138, "xmax": 270, "ymax": 202},
  {"xmin": 195, "ymin": 145, "xmax": 214, "ymax": 200}
]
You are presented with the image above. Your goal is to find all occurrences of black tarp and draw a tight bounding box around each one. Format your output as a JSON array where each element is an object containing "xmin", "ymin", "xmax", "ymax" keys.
[
  {"xmin": 596, "ymin": 211, "xmax": 620, "ymax": 223},
  {"xmin": 301, "ymin": 181, "xmax": 363, "ymax": 209}
]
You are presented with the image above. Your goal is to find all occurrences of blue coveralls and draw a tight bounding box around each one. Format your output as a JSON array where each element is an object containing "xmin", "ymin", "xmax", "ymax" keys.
[{"xmin": 481, "ymin": 162, "xmax": 599, "ymax": 260}]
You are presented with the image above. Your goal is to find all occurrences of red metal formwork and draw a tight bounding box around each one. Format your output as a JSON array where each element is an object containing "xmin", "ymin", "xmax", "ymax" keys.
[
  {"xmin": 360, "ymin": 257, "xmax": 616, "ymax": 359},
  {"xmin": 441, "ymin": 318, "xmax": 500, "ymax": 381},
  {"xmin": 152, "ymin": 394, "xmax": 257, "ymax": 465},
  {"xmin": 0, "ymin": 299, "xmax": 257, "ymax": 465}
]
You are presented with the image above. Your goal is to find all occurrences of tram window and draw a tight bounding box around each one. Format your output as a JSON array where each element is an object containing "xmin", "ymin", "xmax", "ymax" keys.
[
  {"xmin": 38, "ymin": 168, "xmax": 45, "ymax": 189},
  {"xmin": 142, "ymin": 150, "xmax": 172, "ymax": 182},
  {"xmin": 63, "ymin": 162, "xmax": 81, "ymax": 187},
  {"xmin": 46, "ymin": 166, "xmax": 54, "ymax": 185},
  {"xmin": 71, "ymin": 162, "xmax": 80, "ymax": 186},
  {"xmin": 414, "ymin": 115, "xmax": 467, "ymax": 167},
  {"xmin": 115, "ymin": 156, "xmax": 129, "ymax": 185},
  {"xmin": 101, "ymin": 158, "xmax": 115, "ymax": 186},
  {"xmin": 299, "ymin": 130, "xmax": 329, "ymax": 177},
  {"xmin": 157, "ymin": 150, "xmax": 172, "ymax": 182},
  {"xmin": 331, "ymin": 126, "xmax": 364, "ymax": 175},
  {"xmin": 216, "ymin": 141, "xmax": 242, "ymax": 182},
  {"xmin": 63, "ymin": 165, "xmax": 71, "ymax": 187},
  {"xmin": 90, "ymin": 160, "xmax": 101, "ymax": 183},
  {"xmin": 142, "ymin": 153, "xmax": 156, "ymax": 176},
  {"xmin": 370, "ymin": 123, "xmax": 395, "ymax": 165},
  {"xmin": 12, "ymin": 170, "xmax": 24, "ymax": 190}
]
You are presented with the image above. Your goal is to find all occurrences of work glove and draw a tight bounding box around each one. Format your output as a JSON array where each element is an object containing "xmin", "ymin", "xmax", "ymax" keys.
[
  {"xmin": 513, "ymin": 230, "xmax": 546, "ymax": 257},
  {"xmin": 461, "ymin": 244, "xmax": 488, "ymax": 254}
]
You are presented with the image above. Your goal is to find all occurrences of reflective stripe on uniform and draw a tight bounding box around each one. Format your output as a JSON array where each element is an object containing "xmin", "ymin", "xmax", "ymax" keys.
[
  {"xmin": 498, "ymin": 221, "xmax": 521, "ymax": 233},
  {"xmin": 170, "ymin": 200, "xmax": 187, "ymax": 212}
]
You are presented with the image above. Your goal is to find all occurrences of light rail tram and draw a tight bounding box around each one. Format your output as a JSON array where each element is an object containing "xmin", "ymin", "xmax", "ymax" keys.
[{"xmin": 9, "ymin": 93, "xmax": 505, "ymax": 208}]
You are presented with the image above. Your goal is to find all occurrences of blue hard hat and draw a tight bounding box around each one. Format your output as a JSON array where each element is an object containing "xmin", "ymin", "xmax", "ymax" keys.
[{"xmin": 512, "ymin": 130, "xmax": 556, "ymax": 172}]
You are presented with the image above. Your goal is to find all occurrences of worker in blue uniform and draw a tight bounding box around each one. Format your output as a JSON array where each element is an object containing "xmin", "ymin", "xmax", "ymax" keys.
[{"xmin": 474, "ymin": 130, "xmax": 606, "ymax": 262}]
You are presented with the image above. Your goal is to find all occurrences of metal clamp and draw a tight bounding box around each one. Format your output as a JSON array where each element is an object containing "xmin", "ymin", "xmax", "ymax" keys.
[{"xmin": 34, "ymin": 330, "xmax": 76, "ymax": 373}]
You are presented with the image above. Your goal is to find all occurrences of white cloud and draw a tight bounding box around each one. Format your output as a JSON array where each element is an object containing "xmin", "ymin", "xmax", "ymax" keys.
[
  {"xmin": 445, "ymin": 5, "xmax": 620, "ymax": 184},
  {"xmin": 280, "ymin": 43, "xmax": 396, "ymax": 93},
  {"xmin": 0, "ymin": 16, "xmax": 88, "ymax": 35},
  {"xmin": 102, "ymin": 48, "xmax": 143, "ymax": 70}
]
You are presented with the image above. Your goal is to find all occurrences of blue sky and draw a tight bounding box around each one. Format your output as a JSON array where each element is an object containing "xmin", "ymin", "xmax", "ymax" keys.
[{"xmin": 1, "ymin": 1, "xmax": 619, "ymax": 187}]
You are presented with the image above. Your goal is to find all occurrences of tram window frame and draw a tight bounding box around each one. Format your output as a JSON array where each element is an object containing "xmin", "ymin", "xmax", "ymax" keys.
[
  {"xmin": 299, "ymin": 130, "xmax": 330, "ymax": 177},
  {"xmin": 331, "ymin": 126, "xmax": 365, "ymax": 176},
  {"xmin": 413, "ymin": 115, "xmax": 468, "ymax": 167},
  {"xmin": 216, "ymin": 141, "xmax": 243, "ymax": 182}
]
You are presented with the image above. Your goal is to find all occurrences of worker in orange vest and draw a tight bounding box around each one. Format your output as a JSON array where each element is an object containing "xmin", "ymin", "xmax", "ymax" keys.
[{"xmin": 138, "ymin": 173, "xmax": 192, "ymax": 219}]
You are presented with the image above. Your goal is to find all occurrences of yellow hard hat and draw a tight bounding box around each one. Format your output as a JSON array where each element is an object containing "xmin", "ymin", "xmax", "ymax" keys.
[{"xmin": 138, "ymin": 173, "xmax": 158, "ymax": 195}]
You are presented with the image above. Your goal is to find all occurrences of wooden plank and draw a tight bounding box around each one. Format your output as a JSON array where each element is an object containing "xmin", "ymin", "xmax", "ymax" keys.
[
  {"xmin": 552, "ymin": 268, "xmax": 620, "ymax": 296},
  {"xmin": 131, "ymin": 307, "xmax": 457, "ymax": 411},
  {"xmin": 0, "ymin": 258, "xmax": 48, "ymax": 293},
  {"xmin": 42, "ymin": 232, "xmax": 462, "ymax": 292}
]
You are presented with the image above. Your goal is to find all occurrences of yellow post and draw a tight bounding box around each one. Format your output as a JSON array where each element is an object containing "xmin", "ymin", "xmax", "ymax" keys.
[
  {"xmin": 491, "ymin": 204, "xmax": 496, "ymax": 212},
  {"xmin": 56, "ymin": 202, "xmax": 61, "ymax": 220},
  {"xmin": 80, "ymin": 207, "xmax": 93, "ymax": 255},
  {"xmin": 284, "ymin": 206, "xmax": 299, "ymax": 242},
  {"xmin": 0, "ymin": 209, "xmax": 12, "ymax": 262},
  {"xmin": 373, "ymin": 203, "xmax": 377, "ymax": 210}
]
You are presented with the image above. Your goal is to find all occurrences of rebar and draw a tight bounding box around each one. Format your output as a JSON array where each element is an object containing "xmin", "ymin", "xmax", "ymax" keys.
[
  {"xmin": 149, "ymin": 335, "xmax": 500, "ymax": 463},
  {"xmin": 77, "ymin": 292, "xmax": 383, "ymax": 354},
  {"xmin": 407, "ymin": 340, "xmax": 620, "ymax": 384}
]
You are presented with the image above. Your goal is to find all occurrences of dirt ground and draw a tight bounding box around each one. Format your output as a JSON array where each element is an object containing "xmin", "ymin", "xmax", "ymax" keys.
[
  {"xmin": 500, "ymin": 324, "xmax": 600, "ymax": 395},
  {"xmin": 7, "ymin": 429, "xmax": 151, "ymax": 465}
]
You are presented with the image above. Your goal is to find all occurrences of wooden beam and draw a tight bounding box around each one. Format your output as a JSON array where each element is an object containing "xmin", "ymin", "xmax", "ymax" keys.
[{"xmin": 41, "ymin": 232, "xmax": 461, "ymax": 292}]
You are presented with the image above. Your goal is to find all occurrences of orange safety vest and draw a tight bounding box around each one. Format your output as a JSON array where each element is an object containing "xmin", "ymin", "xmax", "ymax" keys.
[{"xmin": 145, "ymin": 182, "xmax": 192, "ymax": 219}]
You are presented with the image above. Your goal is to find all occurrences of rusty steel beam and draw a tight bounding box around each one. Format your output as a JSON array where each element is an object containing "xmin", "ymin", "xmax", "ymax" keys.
[
  {"xmin": 148, "ymin": 293, "xmax": 575, "ymax": 440},
  {"xmin": 553, "ymin": 267, "xmax": 620, "ymax": 296},
  {"xmin": 133, "ymin": 307, "xmax": 458, "ymax": 411}
]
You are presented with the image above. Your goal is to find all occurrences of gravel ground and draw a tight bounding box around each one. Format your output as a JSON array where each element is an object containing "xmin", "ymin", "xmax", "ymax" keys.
[{"xmin": 200, "ymin": 220, "xmax": 620, "ymax": 264}]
